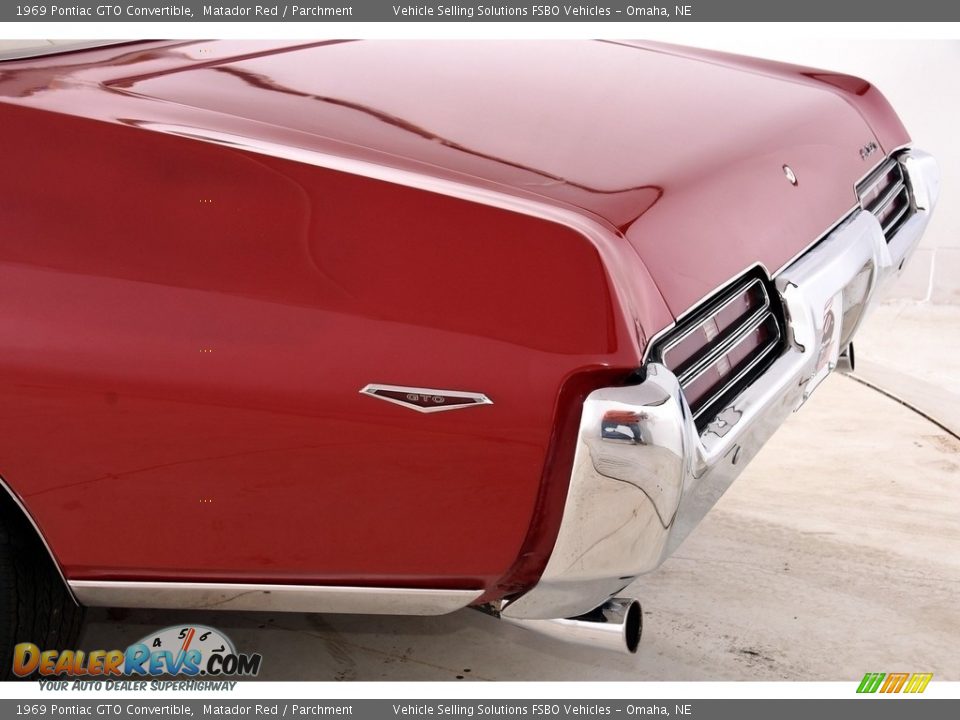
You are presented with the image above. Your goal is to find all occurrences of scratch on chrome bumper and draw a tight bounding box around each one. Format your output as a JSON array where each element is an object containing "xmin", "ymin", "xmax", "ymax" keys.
[{"xmin": 504, "ymin": 149, "xmax": 940, "ymax": 620}]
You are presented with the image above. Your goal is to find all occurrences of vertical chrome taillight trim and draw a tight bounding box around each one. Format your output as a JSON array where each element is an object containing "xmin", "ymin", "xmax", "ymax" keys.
[
  {"xmin": 857, "ymin": 154, "xmax": 914, "ymax": 242},
  {"xmin": 648, "ymin": 274, "xmax": 785, "ymax": 430}
]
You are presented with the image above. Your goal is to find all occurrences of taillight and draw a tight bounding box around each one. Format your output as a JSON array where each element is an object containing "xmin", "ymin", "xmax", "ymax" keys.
[{"xmin": 649, "ymin": 275, "xmax": 785, "ymax": 430}]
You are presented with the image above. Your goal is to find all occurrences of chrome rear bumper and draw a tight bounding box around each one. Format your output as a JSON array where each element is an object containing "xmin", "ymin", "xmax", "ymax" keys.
[{"xmin": 503, "ymin": 148, "xmax": 940, "ymax": 620}]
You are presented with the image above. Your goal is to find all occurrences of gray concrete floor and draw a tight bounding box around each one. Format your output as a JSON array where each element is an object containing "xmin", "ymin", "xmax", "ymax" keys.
[{"xmin": 78, "ymin": 302, "xmax": 960, "ymax": 680}]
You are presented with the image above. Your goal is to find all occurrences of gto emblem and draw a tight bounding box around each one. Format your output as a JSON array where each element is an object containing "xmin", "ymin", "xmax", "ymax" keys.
[
  {"xmin": 860, "ymin": 141, "xmax": 879, "ymax": 160},
  {"xmin": 782, "ymin": 164, "xmax": 798, "ymax": 186},
  {"xmin": 360, "ymin": 384, "xmax": 492, "ymax": 413},
  {"xmin": 407, "ymin": 393, "xmax": 445, "ymax": 404}
]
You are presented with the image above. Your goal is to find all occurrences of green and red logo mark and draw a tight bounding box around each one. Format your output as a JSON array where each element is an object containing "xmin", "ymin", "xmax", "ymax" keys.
[{"xmin": 857, "ymin": 672, "xmax": 933, "ymax": 694}]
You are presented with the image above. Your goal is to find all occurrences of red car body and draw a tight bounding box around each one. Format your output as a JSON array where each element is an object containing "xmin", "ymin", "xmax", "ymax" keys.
[{"xmin": 0, "ymin": 41, "xmax": 935, "ymax": 634}]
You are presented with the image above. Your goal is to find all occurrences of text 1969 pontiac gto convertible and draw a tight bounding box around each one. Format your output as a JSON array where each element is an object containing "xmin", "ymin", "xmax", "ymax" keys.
[{"xmin": 0, "ymin": 40, "xmax": 939, "ymax": 668}]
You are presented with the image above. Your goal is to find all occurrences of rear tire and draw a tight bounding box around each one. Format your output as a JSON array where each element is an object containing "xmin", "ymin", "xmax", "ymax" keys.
[{"xmin": 0, "ymin": 494, "xmax": 85, "ymax": 680}]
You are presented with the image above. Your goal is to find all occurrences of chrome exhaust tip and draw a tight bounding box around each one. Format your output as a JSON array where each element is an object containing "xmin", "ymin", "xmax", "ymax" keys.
[
  {"xmin": 837, "ymin": 342, "xmax": 856, "ymax": 373},
  {"xmin": 501, "ymin": 597, "xmax": 642, "ymax": 655}
]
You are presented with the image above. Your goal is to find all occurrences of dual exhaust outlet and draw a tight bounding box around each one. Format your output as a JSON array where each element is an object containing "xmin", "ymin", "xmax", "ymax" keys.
[{"xmin": 499, "ymin": 598, "xmax": 642, "ymax": 655}]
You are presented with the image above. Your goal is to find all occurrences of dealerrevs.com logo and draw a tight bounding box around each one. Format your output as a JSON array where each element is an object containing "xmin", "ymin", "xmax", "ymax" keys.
[{"xmin": 13, "ymin": 625, "xmax": 262, "ymax": 678}]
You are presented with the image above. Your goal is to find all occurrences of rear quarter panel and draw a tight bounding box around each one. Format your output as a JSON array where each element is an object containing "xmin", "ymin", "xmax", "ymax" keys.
[{"xmin": 0, "ymin": 103, "xmax": 643, "ymax": 593}]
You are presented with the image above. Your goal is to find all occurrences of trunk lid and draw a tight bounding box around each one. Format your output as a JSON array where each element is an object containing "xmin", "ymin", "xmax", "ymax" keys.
[{"xmin": 106, "ymin": 40, "xmax": 896, "ymax": 316}]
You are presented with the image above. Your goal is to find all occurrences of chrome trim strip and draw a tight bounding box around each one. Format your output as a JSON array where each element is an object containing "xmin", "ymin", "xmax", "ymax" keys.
[
  {"xmin": 677, "ymin": 307, "xmax": 772, "ymax": 386},
  {"xmin": 691, "ymin": 319, "xmax": 782, "ymax": 423},
  {"xmin": 868, "ymin": 177, "xmax": 905, "ymax": 216},
  {"xmin": 885, "ymin": 141, "xmax": 913, "ymax": 156},
  {"xmin": 0, "ymin": 475, "xmax": 78, "ymax": 605},
  {"xmin": 70, "ymin": 581, "xmax": 482, "ymax": 616},
  {"xmin": 881, "ymin": 194, "xmax": 911, "ymax": 235},
  {"xmin": 640, "ymin": 262, "xmax": 767, "ymax": 364},
  {"xmin": 857, "ymin": 157, "xmax": 900, "ymax": 202},
  {"xmin": 770, "ymin": 205, "xmax": 860, "ymax": 280},
  {"xmin": 853, "ymin": 151, "xmax": 900, "ymax": 191},
  {"xmin": 659, "ymin": 277, "xmax": 768, "ymax": 362},
  {"xmin": 639, "ymin": 321, "xmax": 678, "ymax": 365},
  {"xmin": 857, "ymin": 153, "xmax": 915, "ymax": 242},
  {"xmin": 654, "ymin": 275, "xmax": 781, "ymax": 426}
]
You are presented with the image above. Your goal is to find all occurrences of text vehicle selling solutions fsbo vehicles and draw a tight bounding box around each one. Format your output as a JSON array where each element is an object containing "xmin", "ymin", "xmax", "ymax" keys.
[{"xmin": 0, "ymin": 40, "xmax": 939, "ymax": 665}]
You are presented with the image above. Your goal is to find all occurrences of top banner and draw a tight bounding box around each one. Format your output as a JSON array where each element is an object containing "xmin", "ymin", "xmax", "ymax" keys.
[{"xmin": 5, "ymin": 0, "xmax": 960, "ymax": 22}]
